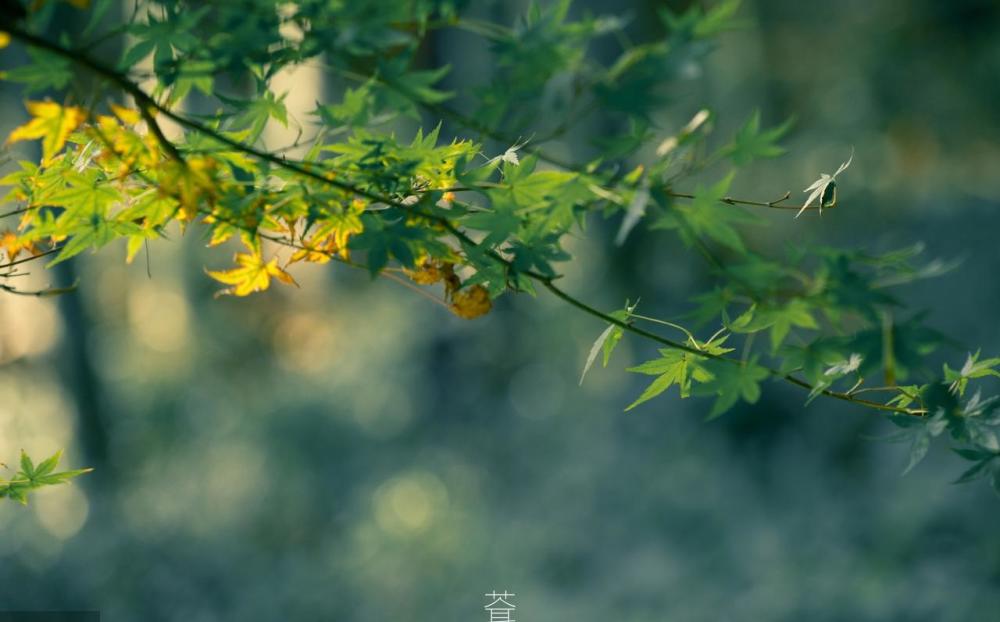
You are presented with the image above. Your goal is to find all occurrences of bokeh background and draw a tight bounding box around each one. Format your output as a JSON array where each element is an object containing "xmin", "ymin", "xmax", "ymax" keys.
[{"xmin": 2, "ymin": 0, "xmax": 1000, "ymax": 620}]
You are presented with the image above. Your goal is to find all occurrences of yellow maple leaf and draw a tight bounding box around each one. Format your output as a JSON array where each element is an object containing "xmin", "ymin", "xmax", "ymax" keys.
[
  {"xmin": 8, "ymin": 101, "xmax": 86, "ymax": 164},
  {"xmin": 207, "ymin": 252, "xmax": 298, "ymax": 297},
  {"xmin": 88, "ymin": 113, "xmax": 159, "ymax": 171},
  {"xmin": 290, "ymin": 206, "xmax": 364, "ymax": 264},
  {"xmin": 158, "ymin": 156, "xmax": 219, "ymax": 222},
  {"xmin": 0, "ymin": 230, "xmax": 39, "ymax": 262},
  {"xmin": 289, "ymin": 233, "xmax": 339, "ymax": 264},
  {"xmin": 404, "ymin": 259, "xmax": 446, "ymax": 285},
  {"xmin": 449, "ymin": 284, "xmax": 492, "ymax": 319}
]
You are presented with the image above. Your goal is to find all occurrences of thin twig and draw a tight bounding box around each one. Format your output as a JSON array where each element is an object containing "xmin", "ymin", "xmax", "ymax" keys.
[{"xmin": 0, "ymin": 247, "xmax": 60, "ymax": 270}]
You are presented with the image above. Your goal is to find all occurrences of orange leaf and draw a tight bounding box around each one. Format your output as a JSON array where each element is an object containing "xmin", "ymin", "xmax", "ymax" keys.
[{"xmin": 0, "ymin": 230, "xmax": 38, "ymax": 262}]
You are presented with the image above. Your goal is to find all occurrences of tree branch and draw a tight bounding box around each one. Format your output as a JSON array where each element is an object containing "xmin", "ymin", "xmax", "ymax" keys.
[{"xmin": 4, "ymin": 26, "xmax": 921, "ymax": 417}]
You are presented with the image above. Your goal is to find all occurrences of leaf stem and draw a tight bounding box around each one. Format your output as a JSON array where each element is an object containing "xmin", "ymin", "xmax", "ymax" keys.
[{"xmin": 629, "ymin": 312, "xmax": 700, "ymax": 346}]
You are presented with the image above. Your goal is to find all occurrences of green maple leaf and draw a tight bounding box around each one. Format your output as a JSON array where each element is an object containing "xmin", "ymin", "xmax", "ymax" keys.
[
  {"xmin": 693, "ymin": 357, "xmax": 769, "ymax": 419},
  {"xmin": 723, "ymin": 110, "xmax": 792, "ymax": 166},
  {"xmin": 654, "ymin": 172, "xmax": 757, "ymax": 253},
  {"xmin": 625, "ymin": 334, "xmax": 733, "ymax": 410},
  {"xmin": 1, "ymin": 450, "xmax": 92, "ymax": 506},
  {"xmin": 729, "ymin": 299, "xmax": 818, "ymax": 351}
]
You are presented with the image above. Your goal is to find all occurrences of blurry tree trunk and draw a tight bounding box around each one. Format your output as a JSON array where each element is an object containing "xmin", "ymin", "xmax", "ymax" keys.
[{"xmin": 54, "ymin": 262, "xmax": 111, "ymax": 474}]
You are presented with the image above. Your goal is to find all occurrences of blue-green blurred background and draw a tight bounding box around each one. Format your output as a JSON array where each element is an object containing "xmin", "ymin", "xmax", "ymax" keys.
[{"xmin": 2, "ymin": 0, "xmax": 1000, "ymax": 620}]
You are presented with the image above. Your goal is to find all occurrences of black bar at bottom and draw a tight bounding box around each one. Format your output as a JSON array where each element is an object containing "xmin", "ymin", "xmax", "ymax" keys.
[{"xmin": 0, "ymin": 613, "xmax": 99, "ymax": 621}]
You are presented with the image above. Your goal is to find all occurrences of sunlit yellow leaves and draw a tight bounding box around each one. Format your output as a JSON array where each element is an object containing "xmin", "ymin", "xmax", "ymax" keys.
[
  {"xmin": 8, "ymin": 101, "xmax": 86, "ymax": 164},
  {"xmin": 203, "ymin": 212, "xmax": 261, "ymax": 250},
  {"xmin": 400, "ymin": 258, "xmax": 491, "ymax": 319},
  {"xmin": 449, "ymin": 284, "xmax": 491, "ymax": 319},
  {"xmin": 0, "ymin": 230, "xmax": 39, "ymax": 262},
  {"xmin": 109, "ymin": 104, "xmax": 141, "ymax": 126},
  {"xmin": 289, "ymin": 201, "xmax": 364, "ymax": 264},
  {"xmin": 158, "ymin": 156, "xmax": 219, "ymax": 222},
  {"xmin": 207, "ymin": 251, "xmax": 298, "ymax": 297},
  {"xmin": 0, "ymin": 32, "xmax": 10, "ymax": 49},
  {"xmin": 206, "ymin": 219, "xmax": 237, "ymax": 247},
  {"xmin": 319, "ymin": 199, "xmax": 367, "ymax": 250},
  {"xmin": 88, "ymin": 113, "xmax": 160, "ymax": 173},
  {"xmin": 402, "ymin": 259, "xmax": 490, "ymax": 319},
  {"xmin": 405, "ymin": 259, "xmax": 446, "ymax": 285},
  {"xmin": 289, "ymin": 232, "xmax": 339, "ymax": 264}
]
